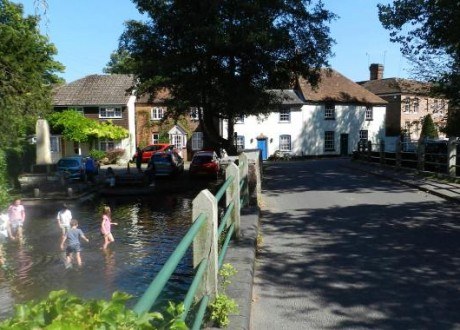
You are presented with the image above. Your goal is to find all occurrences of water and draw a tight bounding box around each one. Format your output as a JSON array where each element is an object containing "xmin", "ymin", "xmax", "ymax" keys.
[{"xmin": 0, "ymin": 179, "xmax": 220, "ymax": 320}]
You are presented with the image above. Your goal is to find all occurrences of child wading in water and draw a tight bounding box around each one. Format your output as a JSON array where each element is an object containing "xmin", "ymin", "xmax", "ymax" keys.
[
  {"xmin": 60, "ymin": 219, "xmax": 89, "ymax": 268},
  {"xmin": 101, "ymin": 206, "xmax": 118, "ymax": 250}
]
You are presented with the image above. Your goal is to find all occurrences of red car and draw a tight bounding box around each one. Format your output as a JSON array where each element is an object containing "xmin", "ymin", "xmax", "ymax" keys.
[
  {"xmin": 132, "ymin": 144, "xmax": 174, "ymax": 163},
  {"xmin": 189, "ymin": 151, "xmax": 221, "ymax": 178}
]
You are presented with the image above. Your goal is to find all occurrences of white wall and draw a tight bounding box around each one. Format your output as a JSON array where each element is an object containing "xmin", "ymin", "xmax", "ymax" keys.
[{"xmin": 231, "ymin": 104, "xmax": 386, "ymax": 157}]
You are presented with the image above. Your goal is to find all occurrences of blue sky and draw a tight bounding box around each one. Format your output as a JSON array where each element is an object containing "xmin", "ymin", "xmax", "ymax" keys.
[{"xmin": 17, "ymin": 0, "xmax": 410, "ymax": 83}]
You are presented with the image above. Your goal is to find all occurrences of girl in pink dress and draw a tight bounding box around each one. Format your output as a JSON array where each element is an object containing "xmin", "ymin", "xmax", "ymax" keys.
[{"xmin": 100, "ymin": 206, "xmax": 118, "ymax": 250}]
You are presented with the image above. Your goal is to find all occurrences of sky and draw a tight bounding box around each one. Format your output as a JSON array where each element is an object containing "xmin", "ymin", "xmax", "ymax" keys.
[{"xmin": 16, "ymin": 0, "xmax": 411, "ymax": 83}]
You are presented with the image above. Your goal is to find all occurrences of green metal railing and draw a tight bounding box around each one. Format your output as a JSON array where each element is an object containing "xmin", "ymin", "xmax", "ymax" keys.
[{"xmin": 133, "ymin": 156, "xmax": 248, "ymax": 328}]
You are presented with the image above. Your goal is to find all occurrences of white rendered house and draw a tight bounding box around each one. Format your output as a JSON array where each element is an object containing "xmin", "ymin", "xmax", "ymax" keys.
[{"xmin": 227, "ymin": 69, "xmax": 387, "ymax": 159}]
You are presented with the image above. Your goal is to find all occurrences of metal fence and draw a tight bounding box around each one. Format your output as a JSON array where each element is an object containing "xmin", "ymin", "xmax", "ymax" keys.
[{"xmin": 133, "ymin": 153, "xmax": 250, "ymax": 329}]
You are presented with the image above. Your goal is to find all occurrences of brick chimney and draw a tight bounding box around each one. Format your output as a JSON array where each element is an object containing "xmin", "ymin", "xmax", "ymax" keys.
[{"xmin": 369, "ymin": 63, "xmax": 384, "ymax": 80}]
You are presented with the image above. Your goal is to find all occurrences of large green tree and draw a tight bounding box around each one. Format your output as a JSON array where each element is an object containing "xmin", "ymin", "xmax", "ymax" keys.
[
  {"xmin": 378, "ymin": 0, "xmax": 460, "ymax": 136},
  {"xmin": 0, "ymin": 0, "xmax": 63, "ymax": 148},
  {"xmin": 116, "ymin": 0, "xmax": 335, "ymax": 152}
]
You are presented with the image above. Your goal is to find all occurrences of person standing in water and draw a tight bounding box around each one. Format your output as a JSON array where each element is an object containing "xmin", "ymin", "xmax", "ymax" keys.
[
  {"xmin": 101, "ymin": 206, "xmax": 118, "ymax": 250},
  {"xmin": 56, "ymin": 204, "xmax": 72, "ymax": 247},
  {"xmin": 60, "ymin": 219, "xmax": 89, "ymax": 268},
  {"xmin": 8, "ymin": 199, "xmax": 25, "ymax": 240}
]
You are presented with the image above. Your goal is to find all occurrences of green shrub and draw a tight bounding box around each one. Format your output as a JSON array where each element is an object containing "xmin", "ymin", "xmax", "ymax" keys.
[
  {"xmin": 0, "ymin": 290, "xmax": 188, "ymax": 329},
  {"xmin": 89, "ymin": 149, "xmax": 106, "ymax": 161}
]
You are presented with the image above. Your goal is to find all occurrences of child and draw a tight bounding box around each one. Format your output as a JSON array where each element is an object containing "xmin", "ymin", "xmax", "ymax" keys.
[
  {"xmin": 56, "ymin": 204, "xmax": 72, "ymax": 246},
  {"xmin": 60, "ymin": 219, "xmax": 89, "ymax": 268},
  {"xmin": 8, "ymin": 199, "xmax": 25, "ymax": 240},
  {"xmin": 101, "ymin": 206, "xmax": 118, "ymax": 250}
]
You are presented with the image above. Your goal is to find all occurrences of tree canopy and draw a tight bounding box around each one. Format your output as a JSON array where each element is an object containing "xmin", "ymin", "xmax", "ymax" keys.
[
  {"xmin": 378, "ymin": 0, "xmax": 460, "ymax": 136},
  {"xmin": 0, "ymin": 0, "xmax": 64, "ymax": 148},
  {"xmin": 47, "ymin": 110, "xmax": 129, "ymax": 143},
  {"xmin": 116, "ymin": 0, "xmax": 336, "ymax": 151},
  {"xmin": 419, "ymin": 114, "xmax": 438, "ymax": 142}
]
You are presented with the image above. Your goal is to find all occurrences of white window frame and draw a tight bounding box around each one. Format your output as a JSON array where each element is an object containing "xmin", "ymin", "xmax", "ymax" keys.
[
  {"xmin": 403, "ymin": 98, "xmax": 410, "ymax": 113},
  {"xmin": 359, "ymin": 130, "xmax": 368, "ymax": 142},
  {"xmin": 99, "ymin": 139, "xmax": 116, "ymax": 151},
  {"xmin": 152, "ymin": 133, "xmax": 160, "ymax": 144},
  {"xmin": 324, "ymin": 131, "xmax": 335, "ymax": 151},
  {"xmin": 413, "ymin": 98, "xmax": 420, "ymax": 113},
  {"xmin": 192, "ymin": 132, "xmax": 203, "ymax": 150},
  {"xmin": 99, "ymin": 107, "xmax": 122, "ymax": 119},
  {"xmin": 279, "ymin": 135, "xmax": 291, "ymax": 151},
  {"xmin": 365, "ymin": 106, "xmax": 373, "ymax": 121},
  {"xmin": 190, "ymin": 107, "xmax": 200, "ymax": 121},
  {"xmin": 325, "ymin": 104, "xmax": 335, "ymax": 120},
  {"xmin": 151, "ymin": 107, "xmax": 165, "ymax": 121},
  {"xmin": 235, "ymin": 115, "xmax": 244, "ymax": 124},
  {"xmin": 170, "ymin": 134, "xmax": 184, "ymax": 150},
  {"xmin": 236, "ymin": 135, "xmax": 245, "ymax": 150},
  {"xmin": 279, "ymin": 109, "xmax": 291, "ymax": 122}
]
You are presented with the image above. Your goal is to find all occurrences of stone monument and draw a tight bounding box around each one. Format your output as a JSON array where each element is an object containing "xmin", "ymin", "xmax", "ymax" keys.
[{"xmin": 35, "ymin": 118, "xmax": 52, "ymax": 165}]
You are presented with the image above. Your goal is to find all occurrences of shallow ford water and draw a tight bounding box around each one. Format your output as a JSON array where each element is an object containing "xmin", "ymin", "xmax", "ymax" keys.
[{"xmin": 0, "ymin": 179, "xmax": 220, "ymax": 320}]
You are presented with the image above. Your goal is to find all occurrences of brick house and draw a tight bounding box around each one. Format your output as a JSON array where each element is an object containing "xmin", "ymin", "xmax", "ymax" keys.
[
  {"xmin": 52, "ymin": 74, "xmax": 137, "ymax": 162},
  {"xmin": 359, "ymin": 64, "xmax": 448, "ymax": 141}
]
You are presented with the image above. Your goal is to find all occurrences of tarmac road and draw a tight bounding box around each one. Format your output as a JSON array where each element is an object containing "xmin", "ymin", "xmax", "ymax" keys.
[{"xmin": 251, "ymin": 158, "xmax": 460, "ymax": 329}]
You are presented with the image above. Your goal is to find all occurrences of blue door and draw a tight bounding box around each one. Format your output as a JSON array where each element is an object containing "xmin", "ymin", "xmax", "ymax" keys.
[{"xmin": 257, "ymin": 139, "xmax": 268, "ymax": 160}]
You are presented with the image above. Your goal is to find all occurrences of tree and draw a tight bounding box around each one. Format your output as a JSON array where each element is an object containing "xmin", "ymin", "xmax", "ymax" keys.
[
  {"xmin": 47, "ymin": 110, "xmax": 129, "ymax": 148},
  {"xmin": 103, "ymin": 49, "xmax": 136, "ymax": 74},
  {"xmin": 116, "ymin": 0, "xmax": 336, "ymax": 152},
  {"xmin": 378, "ymin": 0, "xmax": 460, "ymax": 136},
  {"xmin": 0, "ymin": 0, "xmax": 64, "ymax": 148},
  {"xmin": 419, "ymin": 114, "xmax": 438, "ymax": 142}
]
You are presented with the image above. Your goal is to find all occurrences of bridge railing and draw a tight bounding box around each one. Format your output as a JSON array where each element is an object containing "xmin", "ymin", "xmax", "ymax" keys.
[{"xmin": 133, "ymin": 153, "xmax": 250, "ymax": 329}]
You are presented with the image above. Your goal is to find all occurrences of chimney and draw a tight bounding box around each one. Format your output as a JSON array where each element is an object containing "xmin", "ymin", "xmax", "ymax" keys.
[{"xmin": 369, "ymin": 63, "xmax": 384, "ymax": 80}]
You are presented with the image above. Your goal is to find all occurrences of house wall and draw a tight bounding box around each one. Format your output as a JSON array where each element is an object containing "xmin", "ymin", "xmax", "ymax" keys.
[{"xmin": 232, "ymin": 104, "xmax": 386, "ymax": 157}]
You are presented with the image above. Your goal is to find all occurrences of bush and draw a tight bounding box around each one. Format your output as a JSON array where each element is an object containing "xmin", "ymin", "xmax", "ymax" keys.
[
  {"xmin": 0, "ymin": 290, "xmax": 187, "ymax": 329},
  {"xmin": 89, "ymin": 149, "xmax": 106, "ymax": 161},
  {"xmin": 105, "ymin": 148, "xmax": 125, "ymax": 164}
]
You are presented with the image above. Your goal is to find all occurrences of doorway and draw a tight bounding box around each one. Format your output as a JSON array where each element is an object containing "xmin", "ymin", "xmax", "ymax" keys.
[
  {"xmin": 257, "ymin": 138, "xmax": 268, "ymax": 160},
  {"xmin": 340, "ymin": 134, "xmax": 349, "ymax": 156}
]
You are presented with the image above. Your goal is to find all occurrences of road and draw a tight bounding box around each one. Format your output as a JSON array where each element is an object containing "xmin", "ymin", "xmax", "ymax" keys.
[{"xmin": 251, "ymin": 159, "xmax": 460, "ymax": 330}]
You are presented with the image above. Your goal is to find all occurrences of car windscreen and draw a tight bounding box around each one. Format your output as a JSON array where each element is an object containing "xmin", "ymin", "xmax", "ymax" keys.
[
  {"xmin": 192, "ymin": 156, "xmax": 213, "ymax": 164},
  {"xmin": 153, "ymin": 154, "xmax": 172, "ymax": 163},
  {"xmin": 58, "ymin": 159, "xmax": 79, "ymax": 167}
]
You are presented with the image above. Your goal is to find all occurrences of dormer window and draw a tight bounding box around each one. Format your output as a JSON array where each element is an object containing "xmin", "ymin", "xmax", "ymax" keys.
[
  {"xmin": 279, "ymin": 109, "xmax": 291, "ymax": 122},
  {"xmin": 325, "ymin": 103, "xmax": 335, "ymax": 120},
  {"xmin": 151, "ymin": 107, "xmax": 164, "ymax": 120},
  {"xmin": 189, "ymin": 107, "xmax": 201, "ymax": 121}
]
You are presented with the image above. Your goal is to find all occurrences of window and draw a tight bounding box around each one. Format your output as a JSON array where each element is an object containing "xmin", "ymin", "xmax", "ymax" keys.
[
  {"xmin": 151, "ymin": 107, "xmax": 165, "ymax": 120},
  {"xmin": 413, "ymin": 98, "xmax": 419, "ymax": 113},
  {"xmin": 279, "ymin": 109, "xmax": 291, "ymax": 122},
  {"xmin": 236, "ymin": 135, "xmax": 245, "ymax": 151},
  {"xmin": 359, "ymin": 130, "xmax": 368, "ymax": 143},
  {"xmin": 403, "ymin": 98, "xmax": 410, "ymax": 113},
  {"xmin": 235, "ymin": 115, "xmax": 244, "ymax": 124},
  {"xmin": 170, "ymin": 134, "xmax": 184, "ymax": 149},
  {"xmin": 365, "ymin": 106, "xmax": 373, "ymax": 120},
  {"xmin": 99, "ymin": 140, "xmax": 115, "ymax": 151},
  {"xmin": 192, "ymin": 132, "xmax": 203, "ymax": 150},
  {"xmin": 99, "ymin": 107, "xmax": 122, "ymax": 119},
  {"xmin": 190, "ymin": 107, "xmax": 200, "ymax": 121},
  {"xmin": 325, "ymin": 103, "xmax": 335, "ymax": 120},
  {"xmin": 70, "ymin": 107, "xmax": 84, "ymax": 114},
  {"xmin": 50, "ymin": 136, "xmax": 60, "ymax": 153},
  {"xmin": 152, "ymin": 133, "xmax": 159, "ymax": 144},
  {"xmin": 324, "ymin": 131, "xmax": 335, "ymax": 151},
  {"xmin": 279, "ymin": 135, "xmax": 291, "ymax": 151}
]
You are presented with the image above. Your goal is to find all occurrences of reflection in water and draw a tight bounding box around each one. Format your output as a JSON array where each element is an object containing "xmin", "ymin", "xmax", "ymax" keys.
[{"xmin": 0, "ymin": 191, "xmax": 200, "ymax": 320}]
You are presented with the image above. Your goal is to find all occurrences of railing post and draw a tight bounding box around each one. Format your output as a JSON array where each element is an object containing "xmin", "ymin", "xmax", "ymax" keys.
[
  {"xmin": 448, "ymin": 137, "xmax": 457, "ymax": 178},
  {"xmin": 418, "ymin": 141, "xmax": 425, "ymax": 172},
  {"xmin": 226, "ymin": 163, "xmax": 241, "ymax": 238},
  {"xmin": 380, "ymin": 140, "xmax": 385, "ymax": 164},
  {"xmin": 396, "ymin": 141, "xmax": 402, "ymax": 168},
  {"xmin": 192, "ymin": 190, "xmax": 218, "ymax": 301},
  {"xmin": 239, "ymin": 153, "xmax": 249, "ymax": 207}
]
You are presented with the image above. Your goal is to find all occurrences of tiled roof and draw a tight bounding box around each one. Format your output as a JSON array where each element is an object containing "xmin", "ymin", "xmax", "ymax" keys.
[
  {"xmin": 298, "ymin": 69, "xmax": 387, "ymax": 105},
  {"xmin": 358, "ymin": 78, "xmax": 431, "ymax": 96},
  {"xmin": 267, "ymin": 89, "xmax": 305, "ymax": 105},
  {"xmin": 136, "ymin": 88, "xmax": 171, "ymax": 104},
  {"xmin": 53, "ymin": 74, "xmax": 136, "ymax": 106}
]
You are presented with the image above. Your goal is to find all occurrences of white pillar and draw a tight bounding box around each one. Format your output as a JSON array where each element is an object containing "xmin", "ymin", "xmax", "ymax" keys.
[
  {"xmin": 448, "ymin": 137, "xmax": 457, "ymax": 177},
  {"xmin": 36, "ymin": 119, "xmax": 52, "ymax": 165},
  {"xmin": 226, "ymin": 162, "xmax": 240, "ymax": 238}
]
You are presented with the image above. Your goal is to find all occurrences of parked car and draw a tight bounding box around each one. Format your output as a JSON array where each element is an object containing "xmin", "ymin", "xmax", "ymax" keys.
[
  {"xmin": 132, "ymin": 144, "xmax": 175, "ymax": 163},
  {"xmin": 189, "ymin": 151, "xmax": 221, "ymax": 178},
  {"xmin": 56, "ymin": 156, "xmax": 87, "ymax": 180},
  {"xmin": 149, "ymin": 151, "xmax": 184, "ymax": 177}
]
